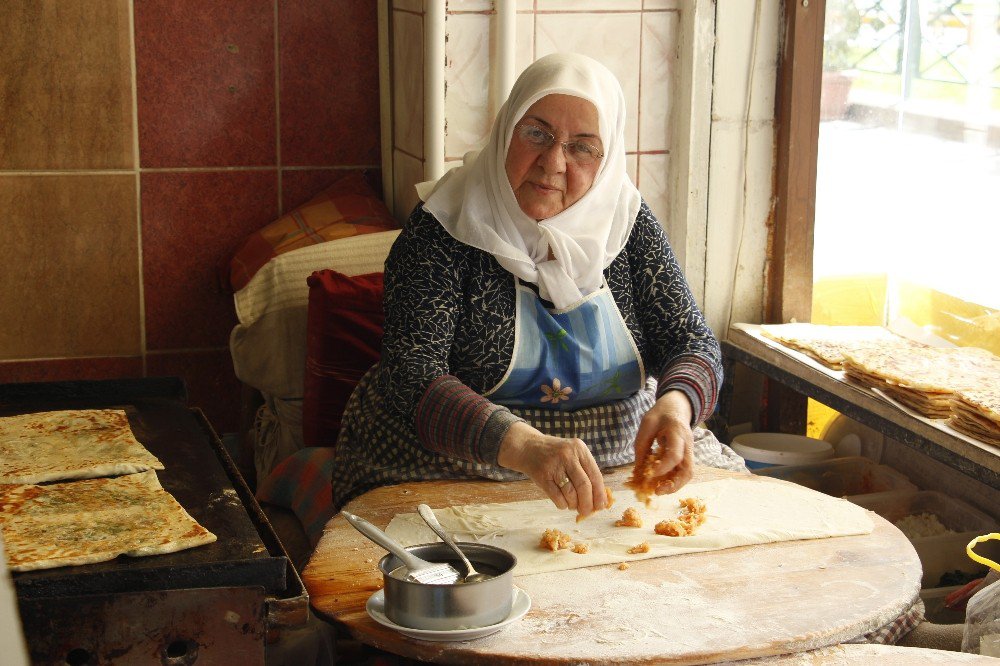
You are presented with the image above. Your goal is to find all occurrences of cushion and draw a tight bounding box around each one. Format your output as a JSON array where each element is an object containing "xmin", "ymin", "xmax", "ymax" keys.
[
  {"xmin": 226, "ymin": 172, "xmax": 397, "ymax": 292},
  {"xmin": 301, "ymin": 270, "xmax": 385, "ymax": 447},
  {"xmin": 255, "ymin": 447, "xmax": 337, "ymax": 546},
  {"xmin": 229, "ymin": 230, "xmax": 399, "ymax": 400}
]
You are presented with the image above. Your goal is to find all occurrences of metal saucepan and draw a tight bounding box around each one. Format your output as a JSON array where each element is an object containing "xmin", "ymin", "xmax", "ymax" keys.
[{"xmin": 378, "ymin": 542, "xmax": 517, "ymax": 631}]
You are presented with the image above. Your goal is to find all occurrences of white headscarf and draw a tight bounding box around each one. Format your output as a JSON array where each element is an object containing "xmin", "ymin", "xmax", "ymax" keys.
[{"xmin": 418, "ymin": 53, "xmax": 642, "ymax": 309}]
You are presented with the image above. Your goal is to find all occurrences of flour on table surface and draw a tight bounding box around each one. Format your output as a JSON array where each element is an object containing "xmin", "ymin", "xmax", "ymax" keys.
[{"xmin": 472, "ymin": 573, "xmax": 754, "ymax": 660}]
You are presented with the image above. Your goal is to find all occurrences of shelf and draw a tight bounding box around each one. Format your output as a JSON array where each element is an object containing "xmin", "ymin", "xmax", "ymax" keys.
[{"xmin": 722, "ymin": 323, "xmax": 999, "ymax": 489}]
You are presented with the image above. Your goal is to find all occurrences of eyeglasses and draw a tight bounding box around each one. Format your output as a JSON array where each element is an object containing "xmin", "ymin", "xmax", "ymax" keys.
[{"xmin": 513, "ymin": 124, "xmax": 604, "ymax": 166}]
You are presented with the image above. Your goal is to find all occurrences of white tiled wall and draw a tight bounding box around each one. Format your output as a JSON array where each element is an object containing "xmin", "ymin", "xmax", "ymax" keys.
[
  {"xmin": 639, "ymin": 10, "xmax": 677, "ymax": 152},
  {"xmin": 537, "ymin": 0, "xmax": 643, "ymax": 10},
  {"xmin": 449, "ymin": 0, "xmax": 492, "ymax": 10},
  {"xmin": 637, "ymin": 152, "xmax": 669, "ymax": 222},
  {"xmin": 514, "ymin": 13, "xmax": 535, "ymax": 76},
  {"xmin": 535, "ymin": 12, "xmax": 643, "ymax": 152},
  {"xmin": 444, "ymin": 12, "xmax": 492, "ymax": 160},
  {"xmin": 643, "ymin": 0, "xmax": 682, "ymax": 10},
  {"xmin": 390, "ymin": 2, "xmax": 681, "ymax": 225}
]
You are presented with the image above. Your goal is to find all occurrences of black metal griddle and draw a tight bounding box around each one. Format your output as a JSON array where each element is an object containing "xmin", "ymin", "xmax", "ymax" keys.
[{"xmin": 0, "ymin": 377, "xmax": 308, "ymax": 664}]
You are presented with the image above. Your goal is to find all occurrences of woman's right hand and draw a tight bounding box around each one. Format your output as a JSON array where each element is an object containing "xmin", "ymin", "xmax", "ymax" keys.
[{"xmin": 497, "ymin": 421, "xmax": 607, "ymax": 517}]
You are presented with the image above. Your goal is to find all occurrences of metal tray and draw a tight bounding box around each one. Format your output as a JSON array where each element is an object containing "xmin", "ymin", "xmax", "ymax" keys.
[{"xmin": 0, "ymin": 377, "xmax": 289, "ymax": 598}]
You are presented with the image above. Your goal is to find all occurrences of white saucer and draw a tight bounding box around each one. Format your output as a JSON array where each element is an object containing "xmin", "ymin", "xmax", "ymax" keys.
[{"xmin": 365, "ymin": 586, "xmax": 531, "ymax": 642}]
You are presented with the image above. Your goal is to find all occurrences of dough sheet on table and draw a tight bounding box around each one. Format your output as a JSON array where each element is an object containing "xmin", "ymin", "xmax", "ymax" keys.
[{"xmin": 385, "ymin": 476, "xmax": 874, "ymax": 576}]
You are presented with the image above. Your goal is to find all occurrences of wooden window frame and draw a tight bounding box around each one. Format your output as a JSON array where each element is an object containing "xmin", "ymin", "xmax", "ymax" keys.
[
  {"xmin": 772, "ymin": 0, "xmax": 824, "ymax": 325},
  {"xmin": 767, "ymin": 0, "xmax": 826, "ymax": 432}
]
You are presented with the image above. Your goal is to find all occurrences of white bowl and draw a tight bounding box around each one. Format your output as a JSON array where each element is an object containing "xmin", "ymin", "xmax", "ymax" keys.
[{"xmin": 731, "ymin": 432, "xmax": 835, "ymax": 469}]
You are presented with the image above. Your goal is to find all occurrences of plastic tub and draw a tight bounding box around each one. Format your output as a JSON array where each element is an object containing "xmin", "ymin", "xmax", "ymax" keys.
[
  {"xmin": 730, "ymin": 433, "xmax": 834, "ymax": 470},
  {"xmin": 851, "ymin": 490, "xmax": 999, "ymax": 589},
  {"xmin": 754, "ymin": 456, "xmax": 917, "ymax": 496}
]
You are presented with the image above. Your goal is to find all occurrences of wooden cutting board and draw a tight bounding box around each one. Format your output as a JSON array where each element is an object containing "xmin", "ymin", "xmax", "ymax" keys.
[{"xmin": 303, "ymin": 465, "xmax": 922, "ymax": 664}]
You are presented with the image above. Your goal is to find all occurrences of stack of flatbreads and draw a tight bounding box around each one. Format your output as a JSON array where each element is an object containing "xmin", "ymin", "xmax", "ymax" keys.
[
  {"xmin": 757, "ymin": 323, "xmax": 1000, "ymax": 445},
  {"xmin": 841, "ymin": 346, "xmax": 1000, "ymax": 420},
  {"xmin": 949, "ymin": 388, "xmax": 1000, "ymax": 446},
  {"xmin": 758, "ymin": 323, "xmax": 922, "ymax": 370},
  {"xmin": 0, "ymin": 408, "xmax": 216, "ymax": 572}
]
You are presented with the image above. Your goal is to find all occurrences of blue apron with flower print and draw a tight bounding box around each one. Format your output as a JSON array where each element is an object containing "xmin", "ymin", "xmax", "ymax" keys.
[{"xmin": 484, "ymin": 281, "xmax": 645, "ymax": 410}]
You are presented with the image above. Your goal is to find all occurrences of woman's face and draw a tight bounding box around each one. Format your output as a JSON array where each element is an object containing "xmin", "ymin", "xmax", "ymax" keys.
[{"xmin": 505, "ymin": 94, "xmax": 602, "ymax": 221}]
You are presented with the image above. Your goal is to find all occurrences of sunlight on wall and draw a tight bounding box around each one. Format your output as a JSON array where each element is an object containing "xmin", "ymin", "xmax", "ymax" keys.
[
  {"xmin": 891, "ymin": 281, "xmax": 1000, "ymax": 356},
  {"xmin": 807, "ymin": 273, "xmax": 999, "ymax": 439},
  {"xmin": 807, "ymin": 274, "xmax": 886, "ymax": 437}
]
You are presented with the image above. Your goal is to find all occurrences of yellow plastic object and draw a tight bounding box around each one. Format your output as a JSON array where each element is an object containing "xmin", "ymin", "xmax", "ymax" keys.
[{"xmin": 967, "ymin": 533, "xmax": 1000, "ymax": 573}]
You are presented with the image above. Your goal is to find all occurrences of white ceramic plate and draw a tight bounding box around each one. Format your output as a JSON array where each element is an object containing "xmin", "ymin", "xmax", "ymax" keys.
[{"xmin": 365, "ymin": 586, "xmax": 531, "ymax": 642}]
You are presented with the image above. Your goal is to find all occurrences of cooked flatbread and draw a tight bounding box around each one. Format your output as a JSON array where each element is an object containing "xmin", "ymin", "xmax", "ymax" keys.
[
  {"xmin": 948, "ymin": 414, "xmax": 1000, "ymax": 445},
  {"xmin": 843, "ymin": 346, "xmax": 1000, "ymax": 390},
  {"xmin": 0, "ymin": 470, "xmax": 216, "ymax": 572},
  {"xmin": 759, "ymin": 324, "xmax": 920, "ymax": 369},
  {"xmin": 843, "ymin": 346, "xmax": 1000, "ymax": 419},
  {"xmin": 878, "ymin": 385, "xmax": 952, "ymax": 418},
  {"xmin": 0, "ymin": 409, "xmax": 163, "ymax": 484},
  {"xmin": 948, "ymin": 388, "xmax": 1000, "ymax": 445},
  {"xmin": 953, "ymin": 387, "xmax": 1000, "ymax": 422}
]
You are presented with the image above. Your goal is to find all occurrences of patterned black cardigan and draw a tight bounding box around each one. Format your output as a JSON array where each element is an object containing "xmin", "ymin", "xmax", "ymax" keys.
[{"xmin": 371, "ymin": 201, "xmax": 723, "ymax": 465}]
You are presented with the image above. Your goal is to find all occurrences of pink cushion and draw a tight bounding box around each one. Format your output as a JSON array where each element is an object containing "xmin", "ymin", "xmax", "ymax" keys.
[{"xmin": 302, "ymin": 270, "xmax": 384, "ymax": 448}]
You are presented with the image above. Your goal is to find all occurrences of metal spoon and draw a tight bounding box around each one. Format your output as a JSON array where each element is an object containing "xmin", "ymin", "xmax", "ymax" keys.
[
  {"xmin": 341, "ymin": 510, "xmax": 461, "ymax": 585},
  {"xmin": 417, "ymin": 504, "xmax": 492, "ymax": 583}
]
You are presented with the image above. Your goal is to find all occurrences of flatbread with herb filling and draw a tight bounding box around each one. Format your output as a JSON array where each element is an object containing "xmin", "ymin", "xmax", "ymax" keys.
[
  {"xmin": 949, "ymin": 388, "xmax": 1000, "ymax": 445},
  {"xmin": 759, "ymin": 324, "xmax": 921, "ymax": 369},
  {"xmin": 0, "ymin": 470, "xmax": 216, "ymax": 572},
  {"xmin": 0, "ymin": 409, "xmax": 163, "ymax": 484},
  {"xmin": 842, "ymin": 346, "xmax": 1000, "ymax": 419}
]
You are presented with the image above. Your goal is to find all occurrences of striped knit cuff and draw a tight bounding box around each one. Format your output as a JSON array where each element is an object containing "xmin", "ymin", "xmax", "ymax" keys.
[
  {"xmin": 416, "ymin": 375, "xmax": 519, "ymax": 465},
  {"xmin": 477, "ymin": 409, "xmax": 524, "ymax": 466},
  {"xmin": 655, "ymin": 355, "xmax": 720, "ymax": 425}
]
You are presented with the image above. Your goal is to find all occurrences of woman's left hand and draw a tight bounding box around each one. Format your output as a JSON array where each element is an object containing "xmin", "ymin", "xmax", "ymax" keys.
[{"xmin": 633, "ymin": 391, "xmax": 696, "ymax": 495}]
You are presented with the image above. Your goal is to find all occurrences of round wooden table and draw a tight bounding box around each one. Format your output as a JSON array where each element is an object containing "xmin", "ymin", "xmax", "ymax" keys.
[
  {"xmin": 742, "ymin": 644, "xmax": 996, "ymax": 664},
  {"xmin": 303, "ymin": 466, "xmax": 923, "ymax": 664}
]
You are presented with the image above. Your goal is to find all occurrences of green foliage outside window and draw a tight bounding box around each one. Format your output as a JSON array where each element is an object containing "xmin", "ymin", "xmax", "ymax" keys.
[{"xmin": 824, "ymin": 0, "xmax": 862, "ymax": 72}]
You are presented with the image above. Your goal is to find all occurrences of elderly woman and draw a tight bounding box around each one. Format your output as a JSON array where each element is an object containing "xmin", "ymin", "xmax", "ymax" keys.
[
  {"xmin": 314, "ymin": 53, "xmax": 929, "ymax": 648},
  {"xmin": 330, "ymin": 53, "xmax": 745, "ymax": 516}
]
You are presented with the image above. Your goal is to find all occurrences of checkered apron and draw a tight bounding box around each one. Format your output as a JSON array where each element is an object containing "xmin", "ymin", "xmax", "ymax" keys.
[
  {"xmin": 330, "ymin": 369, "xmax": 658, "ymax": 509},
  {"xmin": 330, "ymin": 279, "xmax": 749, "ymax": 508},
  {"xmin": 330, "ymin": 285, "xmax": 658, "ymax": 508}
]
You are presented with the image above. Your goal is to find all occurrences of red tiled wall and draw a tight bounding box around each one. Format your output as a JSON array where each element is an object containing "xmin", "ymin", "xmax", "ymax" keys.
[{"xmin": 0, "ymin": 1, "xmax": 381, "ymax": 435}]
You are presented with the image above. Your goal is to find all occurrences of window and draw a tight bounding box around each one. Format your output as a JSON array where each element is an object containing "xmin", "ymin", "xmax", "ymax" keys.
[{"xmin": 814, "ymin": 0, "xmax": 999, "ymax": 353}]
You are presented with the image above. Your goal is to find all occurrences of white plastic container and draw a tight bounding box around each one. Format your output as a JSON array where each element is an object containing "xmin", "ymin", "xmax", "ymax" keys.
[
  {"xmin": 730, "ymin": 433, "xmax": 835, "ymax": 470},
  {"xmin": 851, "ymin": 490, "xmax": 999, "ymax": 589}
]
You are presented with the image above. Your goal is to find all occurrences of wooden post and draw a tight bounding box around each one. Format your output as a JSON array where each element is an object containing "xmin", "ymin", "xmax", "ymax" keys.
[{"xmin": 768, "ymin": 0, "xmax": 825, "ymax": 433}]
